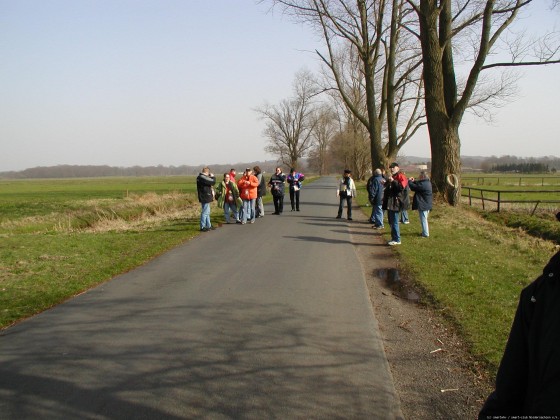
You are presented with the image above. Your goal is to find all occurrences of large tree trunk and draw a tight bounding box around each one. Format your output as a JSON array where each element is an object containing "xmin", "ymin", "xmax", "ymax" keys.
[
  {"xmin": 419, "ymin": 0, "xmax": 461, "ymax": 205},
  {"xmin": 428, "ymin": 121, "xmax": 461, "ymax": 205}
]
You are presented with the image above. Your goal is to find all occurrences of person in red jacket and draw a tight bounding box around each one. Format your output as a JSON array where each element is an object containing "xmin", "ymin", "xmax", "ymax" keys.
[{"xmin": 237, "ymin": 168, "xmax": 260, "ymax": 224}]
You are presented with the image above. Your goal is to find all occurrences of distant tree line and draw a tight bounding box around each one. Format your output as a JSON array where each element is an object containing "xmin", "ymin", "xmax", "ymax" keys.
[
  {"xmin": 491, "ymin": 163, "xmax": 550, "ymax": 173},
  {"xmin": 480, "ymin": 156, "xmax": 560, "ymax": 173},
  {"xmin": 0, "ymin": 161, "xmax": 285, "ymax": 180}
]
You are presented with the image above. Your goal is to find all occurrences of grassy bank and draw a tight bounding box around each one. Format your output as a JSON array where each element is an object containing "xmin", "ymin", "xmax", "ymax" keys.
[{"xmin": 355, "ymin": 185, "xmax": 558, "ymax": 375}]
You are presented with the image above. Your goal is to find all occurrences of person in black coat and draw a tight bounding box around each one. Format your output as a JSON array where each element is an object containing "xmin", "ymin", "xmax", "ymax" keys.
[
  {"xmin": 268, "ymin": 167, "xmax": 286, "ymax": 215},
  {"xmin": 196, "ymin": 167, "xmax": 216, "ymax": 232},
  {"xmin": 408, "ymin": 170, "xmax": 433, "ymax": 237},
  {"xmin": 479, "ymin": 211, "xmax": 560, "ymax": 418}
]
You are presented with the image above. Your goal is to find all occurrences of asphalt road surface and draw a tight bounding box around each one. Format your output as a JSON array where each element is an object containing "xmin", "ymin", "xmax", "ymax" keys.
[{"xmin": 0, "ymin": 177, "xmax": 403, "ymax": 419}]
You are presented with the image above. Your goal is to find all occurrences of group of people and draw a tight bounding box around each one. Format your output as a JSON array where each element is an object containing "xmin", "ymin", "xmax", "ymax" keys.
[
  {"xmin": 200, "ymin": 162, "xmax": 432, "ymax": 244},
  {"xmin": 196, "ymin": 166, "xmax": 305, "ymax": 231},
  {"xmin": 336, "ymin": 162, "xmax": 433, "ymax": 246}
]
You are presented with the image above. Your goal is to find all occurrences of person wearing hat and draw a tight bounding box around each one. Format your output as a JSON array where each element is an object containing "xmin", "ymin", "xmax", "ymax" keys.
[
  {"xmin": 336, "ymin": 169, "xmax": 356, "ymax": 220},
  {"xmin": 384, "ymin": 162, "xmax": 408, "ymax": 245},
  {"xmin": 479, "ymin": 212, "xmax": 560, "ymax": 417}
]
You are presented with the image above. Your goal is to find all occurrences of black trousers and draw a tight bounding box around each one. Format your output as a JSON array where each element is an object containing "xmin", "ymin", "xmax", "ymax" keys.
[
  {"xmin": 289, "ymin": 189, "xmax": 300, "ymax": 210},
  {"xmin": 273, "ymin": 195, "xmax": 284, "ymax": 214}
]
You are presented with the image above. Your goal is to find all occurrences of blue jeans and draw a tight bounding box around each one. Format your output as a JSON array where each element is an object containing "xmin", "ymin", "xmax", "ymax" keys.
[
  {"xmin": 373, "ymin": 204, "xmax": 384, "ymax": 227},
  {"xmin": 400, "ymin": 210, "xmax": 409, "ymax": 223},
  {"xmin": 224, "ymin": 201, "xmax": 238, "ymax": 223},
  {"xmin": 388, "ymin": 210, "xmax": 400, "ymax": 242},
  {"xmin": 419, "ymin": 210, "xmax": 430, "ymax": 237},
  {"xmin": 200, "ymin": 202, "xmax": 211, "ymax": 229},
  {"xmin": 242, "ymin": 199, "xmax": 256, "ymax": 223}
]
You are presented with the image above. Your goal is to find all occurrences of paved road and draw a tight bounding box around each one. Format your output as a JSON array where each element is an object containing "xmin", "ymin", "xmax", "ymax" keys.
[{"xmin": 0, "ymin": 177, "xmax": 403, "ymax": 419}]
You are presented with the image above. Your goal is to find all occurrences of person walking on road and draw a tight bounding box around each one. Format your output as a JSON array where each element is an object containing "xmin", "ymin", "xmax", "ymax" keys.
[
  {"xmin": 287, "ymin": 168, "xmax": 305, "ymax": 212},
  {"xmin": 408, "ymin": 171, "xmax": 433, "ymax": 237},
  {"xmin": 269, "ymin": 167, "xmax": 286, "ymax": 215},
  {"xmin": 237, "ymin": 168, "xmax": 259, "ymax": 224},
  {"xmin": 384, "ymin": 162, "xmax": 408, "ymax": 245},
  {"xmin": 196, "ymin": 167, "xmax": 216, "ymax": 232},
  {"xmin": 336, "ymin": 169, "xmax": 356, "ymax": 220},
  {"xmin": 215, "ymin": 173, "xmax": 242, "ymax": 224},
  {"xmin": 368, "ymin": 168, "xmax": 385, "ymax": 229}
]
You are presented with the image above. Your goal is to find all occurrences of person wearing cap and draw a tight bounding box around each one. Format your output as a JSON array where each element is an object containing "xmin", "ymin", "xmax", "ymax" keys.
[
  {"xmin": 384, "ymin": 162, "xmax": 408, "ymax": 245},
  {"xmin": 237, "ymin": 168, "xmax": 259, "ymax": 224},
  {"xmin": 196, "ymin": 166, "xmax": 216, "ymax": 232},
  {"xmin": 286, "ymin": 168, "xmax": 305, "ymax": 211},
  {"xmin": 479, "ymin": 211, "xmax": 560, "ymax": 417},
  {"xmin": 336, "ymin": 169, "xmax": 357, "ymax": 220}
]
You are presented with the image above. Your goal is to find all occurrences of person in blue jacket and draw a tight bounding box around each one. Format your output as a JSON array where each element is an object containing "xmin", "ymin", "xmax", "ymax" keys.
[
  {"xmin": 367, "ymin": 168, "xmax": 385, "ymax": 229},
  {"xmin": 408, "ymin": 171, "xmax": 433, "ymax": 237}
]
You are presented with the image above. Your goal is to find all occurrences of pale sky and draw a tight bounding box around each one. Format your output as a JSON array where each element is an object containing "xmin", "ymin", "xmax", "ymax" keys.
[{"xmin": 1, "ymin": 0, "xmax": 558, "ymax": 172}]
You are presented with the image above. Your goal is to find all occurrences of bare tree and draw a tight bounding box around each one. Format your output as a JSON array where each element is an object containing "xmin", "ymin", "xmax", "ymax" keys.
[
  {"xmin": 255, "ymin": 69, "xmax": 319, "ymax": 169},
  {"xmin": 406, "ymin": 0, "xmax": 560, "ymax": 204},
  {"xmin": 328, "ymin": 101, "xmax": 372, "ymax": 179},
  {"xmin": 266, "ymin": 0, "xmax": 426, "ymax": 171},
  {"xmin": 308, "ymin": 105, "xmax": 337, "ymax": 174}
]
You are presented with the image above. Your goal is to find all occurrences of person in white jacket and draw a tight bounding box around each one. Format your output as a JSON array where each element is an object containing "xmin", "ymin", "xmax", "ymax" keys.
[{"xmin": 336, "ymin": 169, "xmax": 357, "ymax": 220}]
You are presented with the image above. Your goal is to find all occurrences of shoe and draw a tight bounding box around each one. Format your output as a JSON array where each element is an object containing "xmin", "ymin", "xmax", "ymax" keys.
[
  {"xmin": 373, "ymin": 225, "xmax": 384, "ymax": 230},
  {"xmin": 296, "ymin": 209, "xmax": 300, "ymax": 211},
  {"xmin": 387, "ymin": 240, "xmax": 401, "ymax": 246},
  {"xmin": 250, "ymin": 220, "xmax": 255, "ymax": 224},
  {"xmin": 291, "ymin": 209, "xmax": 295, "ymax": 212},
  {"xmin": 420, "ymin": 234, "xmax": 429, "ymax": 238},
  {"xmin": 209, "ymin": 226, "xmax": 216, "ymax": 230},
  {"xmin": 241, "ymin": 222, "xmax": 246, "ymax": 225},
  {"xmin": 336, "ymin": 215, "xmax": 341, "ymax": 219},
  {"xmin": 347, "ymin": 218, "xmax": 353, "ymax": 221},
  {"xmin": 200, "ymin": 227, "xmax": 209, "ymax": 232},
  {"xmin": 236, "ymin": 220, "xmax": 242, "ymax": 224},
  {"xmin": 273, "ymin": 212, "xmax": 279, "ymax": 215},
  {"xmin": 403, "ymin": 221, "xmax": 410, "ymax": 224}
]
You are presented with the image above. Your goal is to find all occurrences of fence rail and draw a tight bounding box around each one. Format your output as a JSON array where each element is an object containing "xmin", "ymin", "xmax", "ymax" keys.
[
  {"xmin": 461, "ymin": 186, "xmax": 560, "ymax": 214},
  {"xmin": 462, "ymin": 176, "xmax": 560, "ymax": 186}
]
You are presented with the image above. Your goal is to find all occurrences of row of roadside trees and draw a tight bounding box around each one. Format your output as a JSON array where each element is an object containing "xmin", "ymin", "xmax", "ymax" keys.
[{"xmin": 255, "ymin": 0, "xmax": 560, "ymax": 205}]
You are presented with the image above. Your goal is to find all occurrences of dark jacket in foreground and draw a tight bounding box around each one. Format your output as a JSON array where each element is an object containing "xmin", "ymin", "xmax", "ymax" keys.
[
  {"xmin": 408, "ymin": 178, "xmax": 433, "ymax": 211},
  {"xmin": 479, "ymin": 250, "xmax": 560, "ymax": 418},
  {"xmin": 196, "ymin": 172, "xmax": 216, "ymax": 204}
]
